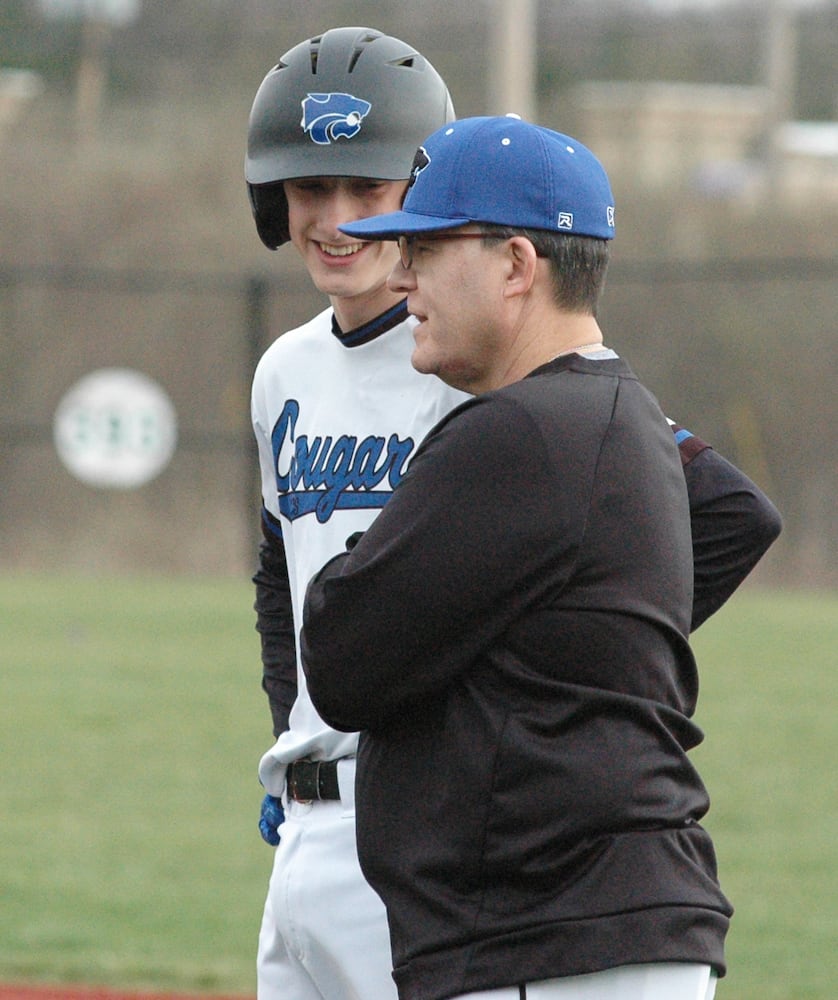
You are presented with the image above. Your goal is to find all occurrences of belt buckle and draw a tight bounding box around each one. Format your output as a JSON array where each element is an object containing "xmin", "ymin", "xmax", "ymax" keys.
[{"xmin": 288, "ymin": 759, "xmax": 320, "ymax": 803}]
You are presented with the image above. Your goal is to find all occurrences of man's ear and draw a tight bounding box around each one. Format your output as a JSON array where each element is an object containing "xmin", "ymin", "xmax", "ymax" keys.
[{"xmin": 502, "ymin": 236, "xmax": 539, "ymax": 299}]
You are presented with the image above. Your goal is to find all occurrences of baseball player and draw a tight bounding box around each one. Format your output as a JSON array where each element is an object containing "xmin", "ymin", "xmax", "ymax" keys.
[
  {"xmin": 245, "ymin": 29, "xmax": 782, "ymax": 1000},
  {"xmin": 246, "ymin": 27, "xmax": 466, "ymax": 1000},
  {"xmin": 301, "ymin": 115, "xmax": 783, "ymax": 1000}
]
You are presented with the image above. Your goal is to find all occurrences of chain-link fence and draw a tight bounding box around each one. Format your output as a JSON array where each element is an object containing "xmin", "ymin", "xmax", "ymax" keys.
[{"xmin": 1, "ymin": 256, "xmax": 835, "ymax": 585}]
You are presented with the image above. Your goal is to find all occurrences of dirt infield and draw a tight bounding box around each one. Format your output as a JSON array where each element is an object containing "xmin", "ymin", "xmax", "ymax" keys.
[{"xmin": 0, "ymin": 987, "xmax": 252, "ymax": 1000}]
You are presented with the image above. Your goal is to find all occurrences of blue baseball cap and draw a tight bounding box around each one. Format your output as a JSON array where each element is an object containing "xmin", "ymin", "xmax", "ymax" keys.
[{"xmin": 339, "ymin": 115, "xmax": 615, "ymax": 241}]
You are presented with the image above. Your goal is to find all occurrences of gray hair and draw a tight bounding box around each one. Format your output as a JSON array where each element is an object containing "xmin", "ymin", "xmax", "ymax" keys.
[{"xmin": 478, "ymin": 226, "xmax": 610, "ymax": 316}]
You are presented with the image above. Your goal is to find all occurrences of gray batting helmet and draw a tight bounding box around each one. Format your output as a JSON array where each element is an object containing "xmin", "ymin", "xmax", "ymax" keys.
[{"xmin": 245, "ymin": 26, "xmax": 455, "ymax": 249}]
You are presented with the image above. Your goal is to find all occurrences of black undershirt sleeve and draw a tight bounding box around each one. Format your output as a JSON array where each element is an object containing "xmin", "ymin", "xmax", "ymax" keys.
[{"xmin": 252, "ymin": 518, "xmax": 298, "ymax": 737}]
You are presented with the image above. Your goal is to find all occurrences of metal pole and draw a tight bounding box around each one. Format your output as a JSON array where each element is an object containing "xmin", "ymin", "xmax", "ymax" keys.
[
  {"xmin": 243, "ymin": 274, "xmax": 270, "ymax": 570},
  {"xmin": 762, "ymin": 0, "xmax": 796, "ymax": 193},
  {"xmin": 488, "ymin": 0, "xmax": 537, "ymax": 121},
  {"xmin": 75, "ymin": 14, "xmax": 110, "ymax": 144}
]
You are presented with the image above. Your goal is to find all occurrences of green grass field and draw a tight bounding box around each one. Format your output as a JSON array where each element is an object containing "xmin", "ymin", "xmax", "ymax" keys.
[{"xmin": 1, "ymin": 576, "xmax": 835, "ymax": 998}]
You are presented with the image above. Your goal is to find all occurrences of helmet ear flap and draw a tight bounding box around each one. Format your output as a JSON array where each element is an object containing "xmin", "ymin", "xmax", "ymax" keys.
[{"xmin": 249, "ymin": 181, "xmax": 289, "ymax": 251}]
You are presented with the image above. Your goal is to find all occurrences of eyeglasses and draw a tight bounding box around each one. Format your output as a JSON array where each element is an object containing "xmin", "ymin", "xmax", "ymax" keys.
[{"xmin": 396, "ymin": 232, "xmax": 489, "ymax": 270}]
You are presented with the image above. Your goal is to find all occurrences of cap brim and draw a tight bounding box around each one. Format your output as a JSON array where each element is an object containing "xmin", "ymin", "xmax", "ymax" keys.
[{"xmin": 339, "ymin": 210, "xmax": 472, "ymax": 240}]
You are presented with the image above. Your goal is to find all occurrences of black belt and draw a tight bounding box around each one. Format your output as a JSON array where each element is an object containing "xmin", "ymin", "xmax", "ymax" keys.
[{"xmin": 287, "ymin": 758, "xmax": 341, "ymax": 802}]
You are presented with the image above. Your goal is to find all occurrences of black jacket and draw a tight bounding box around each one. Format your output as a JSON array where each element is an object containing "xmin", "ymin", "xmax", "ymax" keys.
[{"xmin": 302, "ymin": 355, "xmax": 780, "ymax": 1000}]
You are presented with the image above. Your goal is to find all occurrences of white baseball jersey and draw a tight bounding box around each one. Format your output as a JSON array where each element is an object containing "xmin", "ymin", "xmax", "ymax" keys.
[{"xmin": 253, "ymin": 303, "xmax": 468, "ymax": 794}]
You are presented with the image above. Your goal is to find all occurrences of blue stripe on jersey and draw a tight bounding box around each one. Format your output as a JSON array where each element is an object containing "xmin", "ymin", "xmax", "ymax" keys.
[
  {"xmin": 673, "ymin": 428, "xmax": 693, "ymax": 445},
  {"xmin": 262, "ymin": 506, "xmax": 283, "ymax": 537},
  {"xmin": 279, "ymin": 490, "xmax": 390, "ymax": 523}
]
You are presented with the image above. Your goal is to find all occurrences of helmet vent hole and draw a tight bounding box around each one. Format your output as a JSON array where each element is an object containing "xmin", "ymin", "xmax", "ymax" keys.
[
  {"xmin": 348, "ymin": 32, "xmax": 382, "ymax": 72},
  {"xmin": 308, "ymin": 35, "xmax": 323, "ymax": 73},
  {"xmin": 390, "ymin": 57, "xmax": 417, "ymax": 69}
]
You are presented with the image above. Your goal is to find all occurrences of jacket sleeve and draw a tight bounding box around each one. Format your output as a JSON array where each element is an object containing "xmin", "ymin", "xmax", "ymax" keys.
[
  {"xmin": 252, "ymin": 512, "xmax": 298, "ymax": 737},
  {"xmin": 301, "ymin": 394, "xmax": 597, "ymax": 733},
  {"xmin": 674, "ymin": 427, "xmax": 783, "ymax": 631}
]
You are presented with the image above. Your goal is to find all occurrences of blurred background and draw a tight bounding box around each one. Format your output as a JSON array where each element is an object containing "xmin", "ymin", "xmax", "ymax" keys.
[{"xmin": 1, "ymin": 0, "xmax": 836, "ymax": 586}]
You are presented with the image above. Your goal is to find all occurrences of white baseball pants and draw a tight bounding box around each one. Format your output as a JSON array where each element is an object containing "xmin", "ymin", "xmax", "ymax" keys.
[
  {"xmin": 456, "ymin": 963, "xmax": 717, "ymax": 1000},
  {"xmin": 256, "ymin": 791, "xmax": 397, "ymax": 1000}
]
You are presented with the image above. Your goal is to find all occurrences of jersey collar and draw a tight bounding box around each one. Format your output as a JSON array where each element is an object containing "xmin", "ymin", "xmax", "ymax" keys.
[{"xmin": 331, "ymin": 300, "xmax": 409, "ymax": 348}]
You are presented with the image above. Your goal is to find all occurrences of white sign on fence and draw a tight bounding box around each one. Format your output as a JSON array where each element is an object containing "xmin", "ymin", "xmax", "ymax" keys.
[{"xmin": 53, "ymin": 367, "xmax": 178, "ymax": 489}]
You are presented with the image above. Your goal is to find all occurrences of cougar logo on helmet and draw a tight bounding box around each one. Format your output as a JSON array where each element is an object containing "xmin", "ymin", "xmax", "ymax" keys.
[
  {"xmin": 408, "ymin": 146, "xmax": 431, "ymax": 189},
  {"xmin": 301, "ymin": 93, "xmax": 373, "ymax": 145}
]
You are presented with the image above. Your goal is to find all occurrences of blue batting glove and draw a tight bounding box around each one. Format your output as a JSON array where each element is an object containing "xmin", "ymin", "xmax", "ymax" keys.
[{"xmin": 259, "ymin": 793, "xmax": 285, "ymax": 846}]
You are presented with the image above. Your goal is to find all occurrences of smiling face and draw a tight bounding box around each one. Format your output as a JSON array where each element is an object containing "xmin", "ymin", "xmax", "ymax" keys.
[{"xmin": 284, "ymin": 176, "xmax": 409, "ymax": 330}]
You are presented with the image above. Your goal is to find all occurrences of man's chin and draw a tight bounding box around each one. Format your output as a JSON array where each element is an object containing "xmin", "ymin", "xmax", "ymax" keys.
[{"xmin": 410, "ymin": 347, "xmax": 434, "ymax": 377}]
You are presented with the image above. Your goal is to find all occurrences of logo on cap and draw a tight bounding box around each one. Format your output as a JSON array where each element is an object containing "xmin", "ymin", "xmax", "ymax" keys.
[
  {"xmin": 301, "ymin": 93, "xmax": 372, "ymax": 145},
  {"xmin": 408, "ymin": 146, "xmax": 431, "ymax": 189},
  {"xmin": 557, "ymin": 212, "xmax": 574, "ymax": 230}
]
